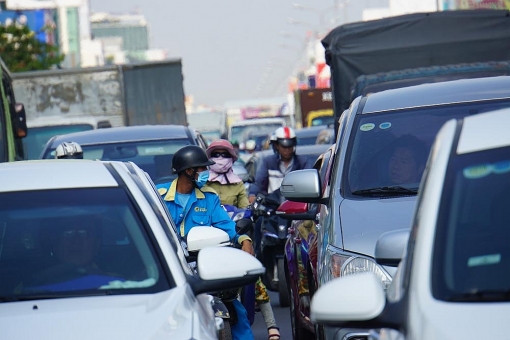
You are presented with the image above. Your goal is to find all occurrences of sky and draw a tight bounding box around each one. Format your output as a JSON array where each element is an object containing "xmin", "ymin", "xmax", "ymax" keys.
[{"xmin": 89, "ymin": 0, "xmax": 389, "ymax": 107}]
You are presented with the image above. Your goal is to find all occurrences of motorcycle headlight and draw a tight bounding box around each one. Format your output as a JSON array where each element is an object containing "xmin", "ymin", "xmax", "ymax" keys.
[{"xmin": 324, "ymin": 245, "xmax": 392, "ymax": 289}]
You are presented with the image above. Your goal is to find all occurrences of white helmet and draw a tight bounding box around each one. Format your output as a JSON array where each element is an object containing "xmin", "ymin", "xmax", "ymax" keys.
[
  {"xmin": 245, "ymin": 140, "xmax": 256, "ymax": 151},
  {"xmin": 273, "ymin": 127, "xmax": 297, "ymax": 148},
  {"xmin": 55, "ymin": 142, "xmax": 83, "ymax": 159}
]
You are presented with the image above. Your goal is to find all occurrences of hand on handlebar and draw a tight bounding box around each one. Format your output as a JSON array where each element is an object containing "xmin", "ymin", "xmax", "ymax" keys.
[{"xmin": 241, "ymin": 240, "xmax": 254, "ymax": 255}]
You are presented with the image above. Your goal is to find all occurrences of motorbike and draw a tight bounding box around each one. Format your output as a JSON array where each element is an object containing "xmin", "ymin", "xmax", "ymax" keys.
[
  {"xmin": 185, "ymin": 213, "xmax": 256, "ymax": 340},
  {"xmin": 251, "ymin": 189, "xmax": 291, "ymax": 307},
  {"xmin": 223, "ymin": 204, "xmax": 256, "ymax": 326}
]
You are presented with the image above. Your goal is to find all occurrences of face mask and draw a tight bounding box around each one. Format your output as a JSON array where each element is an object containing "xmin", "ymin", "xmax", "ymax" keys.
[
  {"xmin": 210, "ymin": 158, "xmax": 233, "ymax": 174},
  {"xmin": 195, "ymin": 170, "xmax": 209, "ymax": 189}
]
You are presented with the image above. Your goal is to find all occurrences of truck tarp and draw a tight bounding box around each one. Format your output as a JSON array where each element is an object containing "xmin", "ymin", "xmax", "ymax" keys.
[
  {"xmin": 322, "ymin": 9, "xmax": 510, "ymax": 117},
  {"xmin": 12, "ymin": 59, "xmax": 187, "ymax": 127}
]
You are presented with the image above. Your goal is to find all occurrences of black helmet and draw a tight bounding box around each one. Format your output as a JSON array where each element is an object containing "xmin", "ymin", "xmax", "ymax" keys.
[{"xmin": 172, "ymin": 145, "xmax": 215, "ymax": 174}]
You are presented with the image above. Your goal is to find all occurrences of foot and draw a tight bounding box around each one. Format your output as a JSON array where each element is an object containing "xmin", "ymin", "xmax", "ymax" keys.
[{"xmin": 268, "ymin": 326, "xmax": 280, "ymax": 340}]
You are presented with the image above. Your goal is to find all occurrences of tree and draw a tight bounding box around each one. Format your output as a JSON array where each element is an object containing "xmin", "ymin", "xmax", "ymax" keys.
[{"xmin": 0, "ymin": 22, "xmax": 64, "ymax": 72}]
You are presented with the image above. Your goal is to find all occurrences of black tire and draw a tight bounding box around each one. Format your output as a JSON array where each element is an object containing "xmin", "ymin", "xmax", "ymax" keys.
[
  {"xmin": 218, "ymin": 320, "xmax": 233, "ymax": 340},
  {"xmin": 277, "ymin": 258, "xmax": 290, "ymax": 307}
]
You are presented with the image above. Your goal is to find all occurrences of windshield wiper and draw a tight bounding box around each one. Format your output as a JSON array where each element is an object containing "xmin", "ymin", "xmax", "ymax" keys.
[
  {"xmin": 0, "ymin": 290, "xmax": 117, "ymax": 303},
  {"xmin": 352, "ymin": 186, "xmax": 418, "ymax": 197},
  {"xmin": 448, "ymin": 289, "xmax": 510, "ymax": 302}
]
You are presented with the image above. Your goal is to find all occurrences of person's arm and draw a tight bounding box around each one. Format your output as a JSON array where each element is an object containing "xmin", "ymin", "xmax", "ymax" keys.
[{"xmin": 210, "ymin": 194, "xmax": 252, "ymax": 247}]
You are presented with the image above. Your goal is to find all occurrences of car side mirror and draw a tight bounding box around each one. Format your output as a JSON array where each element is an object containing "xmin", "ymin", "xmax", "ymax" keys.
[
  {"xmin": 14, "ymin": 103, "xmax": 27, "ymax": 138},
  {"xmin": 276, "ymin": 200, "xmax": 317, "ymax": 220},
  {"xmin": 280, "ymin": 169, "xmax": 322, "ymax": 203},
  {"xmin": 375, "ymin": 229, "xmax": 410, "ymax": 267}
]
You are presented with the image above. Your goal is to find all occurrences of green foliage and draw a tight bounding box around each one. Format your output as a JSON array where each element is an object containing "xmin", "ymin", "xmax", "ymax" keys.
[{"xmin": 0, "ymin": 23, "xmax": 64, "ymax": 72}]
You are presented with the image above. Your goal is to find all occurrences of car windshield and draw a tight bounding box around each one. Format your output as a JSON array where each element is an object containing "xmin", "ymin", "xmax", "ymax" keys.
[
  {"xmin": 345, "ymin": 99, "xmax": 510, "ymax": 197},
  {"xmin": 25, "ymin": 124, "xmax": 94, "ymax": 160},
  {"xmin": 0, "ymin": 188, "xmax": 170, "ymax": 302},
  {"xmin": 231, "ymin": 123, "xmax": 283, "ymax": 143},
  {"xmin": 311, "ymin": 115, "xmax": 335, "ymax": 127},
  {"xmin": 432, "ymin": 146, "xmax": 510, "ymax": 302},
  {"xmin": 44, "ymin": 138, "xmax": 190, "ymax": 184}
]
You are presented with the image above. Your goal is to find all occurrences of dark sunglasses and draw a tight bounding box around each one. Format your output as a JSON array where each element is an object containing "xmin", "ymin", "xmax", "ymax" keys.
[{"xmin": 211, "ymin": 152, "xmax": 232, "ymax": 158}]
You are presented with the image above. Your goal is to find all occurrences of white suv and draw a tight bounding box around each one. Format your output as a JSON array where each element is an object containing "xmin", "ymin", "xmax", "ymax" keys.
[{"xmin": 0, "ymin": 159, "xmax": 263, "ymax": 339}]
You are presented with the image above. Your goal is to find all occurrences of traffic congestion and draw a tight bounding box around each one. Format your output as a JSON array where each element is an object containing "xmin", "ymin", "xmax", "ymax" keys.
[{"xmin": 0, "ymin": 1, "xmax": 510, "ymax": 340}]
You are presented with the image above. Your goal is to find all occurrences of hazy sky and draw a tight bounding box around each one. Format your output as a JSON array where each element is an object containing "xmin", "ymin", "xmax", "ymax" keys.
[{"xmin": 89, "ymin": 0, "xmax": 387, "ymax": 107}]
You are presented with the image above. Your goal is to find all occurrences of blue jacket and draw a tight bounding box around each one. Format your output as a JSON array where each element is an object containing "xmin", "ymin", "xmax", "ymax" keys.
[
  {"xmin": 157, "ymin": 179, "xmax": 250, "ymax": 245},
  {"xmin": 249, "ymin": 153, "xmax": 313, "ymax": 196}
]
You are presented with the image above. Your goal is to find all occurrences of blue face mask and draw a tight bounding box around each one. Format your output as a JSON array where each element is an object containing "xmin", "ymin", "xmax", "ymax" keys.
[{"xmin": 196, "ymin": 170, "xmax": 209, "ymax": 188}]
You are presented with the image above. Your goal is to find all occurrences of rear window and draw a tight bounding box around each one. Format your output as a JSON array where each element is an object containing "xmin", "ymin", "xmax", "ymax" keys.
[
  {"xmin": 0, "ymin": 188, "xmax": 171, "ymax": 301},
  {"xmin": 43, "ymin": 139, "xmax": 191, "ymax": 184},
  {"xmin": 25, "ymin": 125, "xmax": 94, "ymax": 160}
]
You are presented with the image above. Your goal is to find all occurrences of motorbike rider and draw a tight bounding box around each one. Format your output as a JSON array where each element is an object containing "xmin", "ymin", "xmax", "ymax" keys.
[
  {"xmin": 205, "ymin": 139, "xmax": 281, "ymax": 340},
  {"xmin": 156, "ymin": 145, "xmax": 254, "ymax": 340},
  {"xmin": 248, "ymin": 127, "xmax": 314, "ymax": 255},
  {"xmin": 248, "ymin": 126, "xmax": 313, "ymax": 203},
  {"xmin": 55, "ymin": 142, "xmax": 84, "ymax": 159}
]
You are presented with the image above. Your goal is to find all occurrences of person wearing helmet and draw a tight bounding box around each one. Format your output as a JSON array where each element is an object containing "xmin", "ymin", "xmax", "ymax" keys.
[
  {"xmin": 156, "ymin": 145, "xmax": 254, "ymax": 340},
  {"xmin": 248, "ymin": 126, "xmax": 313, "ymax": 203},
  {"xmin": 55, "ymin": 142, "xmax": 84, "ymax": 159},
  {"xmin": 205, "ymin": 140, "xmax": 281, "ymax": 340}
]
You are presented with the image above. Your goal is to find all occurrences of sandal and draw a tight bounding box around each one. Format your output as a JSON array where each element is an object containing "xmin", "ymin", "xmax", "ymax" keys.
[{"xmin": 268, "ymin": 326, "xmax": 280, "ymax": 340}]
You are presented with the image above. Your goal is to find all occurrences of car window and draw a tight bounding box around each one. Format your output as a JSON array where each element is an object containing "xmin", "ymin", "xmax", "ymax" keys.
[
  {"xmin": 44, "ymin": 138, "xmax": 191, "ymax": 184},
  {"xmin": 432, "ymin": 146, "xmax": 510, "ymax": 302},
  {"xmin": 344, "ymin": 99, "xmax": 510, "ymax": 197},
  {"xmin": 0, "ymin": 187, "xmax": 171, "ymax": 300},
  {"xmin": 25, "ymin": 125, "xmax": 94, "ymax": 160}
]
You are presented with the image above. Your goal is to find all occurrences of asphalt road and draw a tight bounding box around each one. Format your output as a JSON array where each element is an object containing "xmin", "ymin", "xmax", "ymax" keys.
[{"xmin": 252, "ymin": 291, "xmax": 292, "ymax": 340}]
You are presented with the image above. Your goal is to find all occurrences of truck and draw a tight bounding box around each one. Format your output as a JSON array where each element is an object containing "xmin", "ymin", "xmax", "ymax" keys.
[
  {"xmin": 322, "ymin": 9, "xmax": 510, "ymax": 134},
  {"xmin": 0, "ymin": 58, "xmax": 27, "ymax": 162},
  {"xmin": 186, "ymin": 110, "xmax": 228, "ymax": 144},
  {"xmin": 12, "ymin": 59, "xmax": 187, "ymax": 158},
  {"xmin": 293, "ymin": 88, "xmax": 334, "ymax": 129}
]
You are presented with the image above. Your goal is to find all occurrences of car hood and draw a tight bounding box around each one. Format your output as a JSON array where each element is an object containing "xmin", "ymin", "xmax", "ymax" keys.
[
  {"xmin": 340, "ymin": 196, "xmax": 417, "ymax": 257},
  {"xmin": 0, "ymin": 286, "xmax": 215, "ymax": 340}
]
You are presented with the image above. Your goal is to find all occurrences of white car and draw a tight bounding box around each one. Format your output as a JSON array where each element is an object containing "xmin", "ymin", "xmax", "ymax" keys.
[
  {"xmin": 0, "ymin": 160, "xmax": 264, "ymax": 339},
  {"xmin": 310, "ymin": 108, "xmax": 510, "ymax": 339}
]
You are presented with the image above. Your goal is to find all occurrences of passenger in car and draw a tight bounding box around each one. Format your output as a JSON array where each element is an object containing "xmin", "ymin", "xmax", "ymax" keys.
[
  {"xmin": 385, "ymin": 135, "xmax": 428, "ymax": 186},
  {"xmin": 27, "ymin": 217, "xmax": 124, "ymax": 292}
]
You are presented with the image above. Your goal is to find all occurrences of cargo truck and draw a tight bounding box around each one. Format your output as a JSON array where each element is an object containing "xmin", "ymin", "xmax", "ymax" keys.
[
  {"xmin": 293, "ymin": 88, "xmax": 333, "ymax": 129},
  {"xmin": 322, "ymin": 9, "xmax": 510, "ymax": 134},
  {"xmin": 12, "ymin": 59, "xmax": 187, "ymax": 159}
]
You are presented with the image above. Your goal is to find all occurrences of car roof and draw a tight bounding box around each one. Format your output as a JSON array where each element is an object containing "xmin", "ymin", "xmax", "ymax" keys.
[
  {"xmin": 362, "ymin": 76, "xmax": 510, "ymax": 113},
  {"xmin": 231, "ymin": 117, "xmax": 285, "ymax": 127},
  {"xmin": 0, "ymin": 160, "xmax": 119, "ymax": 192},
  {"xmin": 295, "ymin": 126, "xmax": 329, "ymax": 138},
  {"xmin": 46, "ymin": 125, "xmax": 193, "ymax": 148},
  {"xmin": 27, "ymin": 115, "xmax": 110, "ymax": 128},
  {"xmin": 457, "ymin": 107, "xmax": 510, "ymax": 155}
]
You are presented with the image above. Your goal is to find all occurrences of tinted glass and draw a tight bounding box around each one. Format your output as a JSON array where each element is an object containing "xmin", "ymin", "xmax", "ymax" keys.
[
  {"xmin": 344, "ymin": 99, "xmax": 510, "ymax": 197},
  {"xmin": 44, "ymin": 139, "xmax": 191, "ymax": 184},
  {"xmin": 311, "ymin": 116, "xmax": 335, "ymax": 127},
  {"xmin": 0, "ymin": 188, "xmax": 170, "ymax": 301},
  {"xmin": 231, "ymin": 123, "xmax": 283, "ymax": 143},
  {"xmin": 432, "ymin": 146, "xmax": 510, "ymax": 302},
  {"xmin": 25, "ymin": 125, "xmax": 94, "ymax": 160}
]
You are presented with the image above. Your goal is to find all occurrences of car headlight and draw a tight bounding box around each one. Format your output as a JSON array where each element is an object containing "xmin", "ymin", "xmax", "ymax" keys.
[{"xmin": 324, "ymin": 245, "xmax": 392, "ymax": 289}]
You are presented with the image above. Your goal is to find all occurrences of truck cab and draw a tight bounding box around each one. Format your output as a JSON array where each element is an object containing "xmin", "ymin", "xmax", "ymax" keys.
[{"xmin": 0, "ymin": 59, "xmax": 27, "ymax": 162}]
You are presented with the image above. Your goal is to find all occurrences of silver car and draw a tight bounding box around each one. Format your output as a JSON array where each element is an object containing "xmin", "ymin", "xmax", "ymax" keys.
[
  {"xmin": 311, "ymin": 107, "xmax": 510, "ymax": 340},
  {"xmin": 281, "ymin": 76, "xmax": 510, "ymax": 340},
  {"xmin": 0, "ymin": 159, "xmax": 263, "ymax": 339}
]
